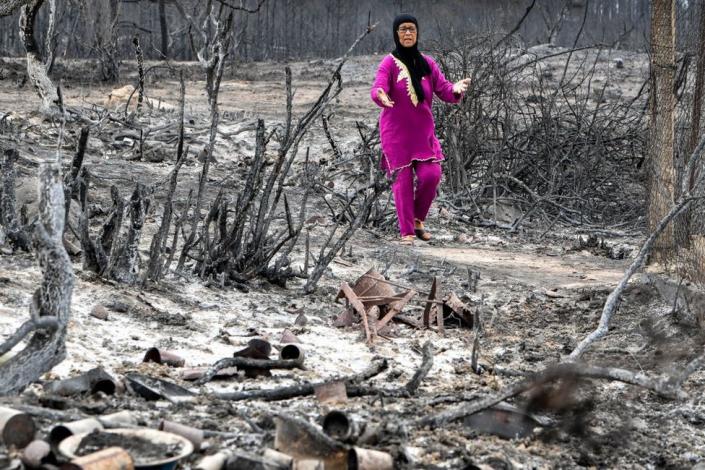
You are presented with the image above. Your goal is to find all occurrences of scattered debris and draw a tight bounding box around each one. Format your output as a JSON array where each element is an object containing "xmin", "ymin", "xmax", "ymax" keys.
[
  {"xmin": 0, "ymin": 407, "xmax": 36, "ymax": 449},
  {"xmin": 63, "ymin": 446, "xmax": 134, "ymax": 470},
  {"xmin": 158, "ymin": 419, "xmax": 204, "ymax": 452},
  {"xmin": 314, "ymin": 381, "xmax": 348, "ymax": 405},
  {"xmin": 59, "ymin": 428, "xmax": 193, "ymax": 468},
  {"xmin": 142, "ymin": 348, "xmax": 186, "ymax": 368},
  {"xmin": 43, "ymin": 367, "xmax": 117, "ymax": 397},
  {"xmin": 336, "ymin": 269, "xmax": 474, "ymax": 343},
  {"xmin": 124, "ymin": 373, "xmax": 196, "ymax": 403}
]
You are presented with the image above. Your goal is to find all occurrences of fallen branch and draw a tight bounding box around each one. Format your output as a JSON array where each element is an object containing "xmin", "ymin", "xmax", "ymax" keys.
[
  {"xmin": 415, "ymin": 361, "xmax": 690, "ymax": 429},
  {"xmin": 0, "ymin": 316, "xmax": 58, "ymax": 358},
  {"xmin": 405, "ymin": 341, "xmax": 434, "ymax": 395},
  {"xmin": 214, "ymin": 358, "xmax": 388, "ymax": 401},
  {"xmin": 195, "ymin": 356, "xmax": 305, "ymax": 385}
]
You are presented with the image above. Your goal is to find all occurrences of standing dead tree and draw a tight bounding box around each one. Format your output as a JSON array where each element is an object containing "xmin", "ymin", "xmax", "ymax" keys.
[
  {"xmin": 0, "ymin": 155, "xmax": 74, "ymax": 395},
  {"xmin": 95, "ymin": 0, "xmax": 121, "ymax": 82},
  {"xmin": 0, "ymin": 149, "xmax": 31, "ymax": 251},
  {"xmin": 176, "ymin": 21, "xmax": 379, "ymax": 289},
  {"xmin": 17, "ymin": 0, "xmax": 60, "ymax": 114},
  {"xmin": 174, "ymin": 2, "xmax": 235, "ymax": 271},
  {"xmin": 143, "ymin": 74, "xmax": 187, "ymax": 285}
]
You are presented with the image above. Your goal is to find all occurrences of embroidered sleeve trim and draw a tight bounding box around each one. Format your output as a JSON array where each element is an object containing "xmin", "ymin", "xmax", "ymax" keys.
[{"xmin": 390, "ymin": 54, "xmax": 419, "ymax": 107}]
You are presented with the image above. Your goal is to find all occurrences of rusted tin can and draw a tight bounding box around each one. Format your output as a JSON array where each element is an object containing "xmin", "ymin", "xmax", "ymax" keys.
[
  {"xmin": 279, "ymin": 343, "xmax": 305, "ymax": 364},
  {"xmin": 0, "ymin": 407, "xmax": 36, "ymax": 449},
  {"xmin": 143, "ymin": 348, "xmax": 185, "ymax": 367},
  {"xmin": 158, "ymin": 419, "xmax": 204, "ymax": 451},
  {"xmin": 49, "ymin": 418, "xmax": 103, "ymax": 448},
  {"xmin": 322, "ymin": 410, "xmax": 358, "ymax": 443},
  {"xmin": 347, "ymin": 447, "xmax": 393, "ymax": 470},
  {"xmin": 313, "ymin": 381, "xmax": 347, "ymax": 405},
  {"xmin": 20, "ymin": 440, "xmax": 51, "ymax": 468}
]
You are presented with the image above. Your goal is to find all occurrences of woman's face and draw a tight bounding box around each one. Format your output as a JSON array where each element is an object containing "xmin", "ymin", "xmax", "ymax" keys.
[{"xmin": 397, "ymin": 22, "xmax": 417, "ymax": 48}]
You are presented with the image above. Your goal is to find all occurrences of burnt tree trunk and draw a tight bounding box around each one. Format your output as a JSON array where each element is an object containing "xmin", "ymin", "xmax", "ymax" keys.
[
  {"xmin": 648, "ymin": 0, "xmax": 676, "ymax": 261},
  {"xmin": 19, "ymin": 0, "xmax": 60, "ymax": 114},
  {"xmin": 0, "ymin": 158, "xmax": 74, "ymax": 395},
  {"xmin": 106, "ymin": 184, "xmax": 149, "ymax": 284},
  {"xmin": 158, "ymin": 0, "xmax": 168, "ymax": 59}
]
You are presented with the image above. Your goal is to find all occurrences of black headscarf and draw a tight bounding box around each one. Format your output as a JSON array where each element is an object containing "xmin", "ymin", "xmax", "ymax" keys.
[{"xmin": 392, "ymin": 14, "xmax": 431, "ymax": 103}]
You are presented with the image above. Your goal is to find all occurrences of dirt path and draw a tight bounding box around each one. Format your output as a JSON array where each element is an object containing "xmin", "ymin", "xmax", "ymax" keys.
[{"xmin": 419, "ymin": 244, "xmax": 626, "ymax": 290}]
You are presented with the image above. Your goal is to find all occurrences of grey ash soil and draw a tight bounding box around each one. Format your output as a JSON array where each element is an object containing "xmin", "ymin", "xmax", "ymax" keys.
[{"xmin": 1, "ymin": 50, "xmax": 705, "ymax": 468}]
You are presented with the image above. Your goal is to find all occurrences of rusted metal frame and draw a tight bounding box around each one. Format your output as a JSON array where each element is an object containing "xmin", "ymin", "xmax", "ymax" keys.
[
  {"xmin": 340, "ymin": 282, "xmax": 373, "ymax": 344},
  {"xmin": 377, "ymin": 290, "xmax": 417, "ymax": 331}
]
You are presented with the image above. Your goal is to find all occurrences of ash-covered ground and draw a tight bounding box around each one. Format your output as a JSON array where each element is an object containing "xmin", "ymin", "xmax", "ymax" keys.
[{"xmin": 1, "ymin": 48, "xmax": 705, "ymax": 469}]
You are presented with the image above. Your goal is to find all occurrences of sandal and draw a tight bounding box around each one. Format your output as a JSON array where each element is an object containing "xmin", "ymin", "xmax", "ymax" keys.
[
  {"xmin": 399, "ymin": 235, "xmax": 415, "ymax": 246},
  {"xmin": 414, "ymin": 219, "xmax": 431, "ymax": 241}
]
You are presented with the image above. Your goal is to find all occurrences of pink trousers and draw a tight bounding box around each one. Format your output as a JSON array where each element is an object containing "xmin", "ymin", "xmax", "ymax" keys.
[{"xmin": 391, "ymin": 160, "xmax": 442, "ymax": 236}]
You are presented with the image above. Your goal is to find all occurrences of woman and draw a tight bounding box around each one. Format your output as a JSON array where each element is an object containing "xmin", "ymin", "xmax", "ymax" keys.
[{"xmin": 371, "ymin": 14, "xmax": 470, "ymax": 245}]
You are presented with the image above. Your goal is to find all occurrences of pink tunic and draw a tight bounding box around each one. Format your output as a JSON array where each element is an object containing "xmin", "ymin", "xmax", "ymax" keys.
[{"xmin": 370, "ymin": 54, "xmax": 462, "ymax": 172}]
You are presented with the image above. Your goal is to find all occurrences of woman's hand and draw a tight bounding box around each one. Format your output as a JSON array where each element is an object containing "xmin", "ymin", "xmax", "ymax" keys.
[
  {"xmin": 452, "ymin": 78, "xmax": 471, "ymax": 95},
  {"xmin": 377, "ymin": 88, "xmax": 395, "ymax": 108}
]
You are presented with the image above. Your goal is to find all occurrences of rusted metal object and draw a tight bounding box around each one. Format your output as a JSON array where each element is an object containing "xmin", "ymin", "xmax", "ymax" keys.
[
  {"xmin": 347, "ymin": 447, "xmax": 393, "ymax": 470},
  {"xmin": 314, "ymin": 381, "xmax": 348, "ymax": 405},
  {"xmin": 279, "ymin": 343, "xmax": 305, "ymax": 365},
  {"xmin": 332, "ymin": 307, "xmax": 354, "ymax": 328},
  {"xmin": 143, "ymin": 348, "xmax": 186, "ymax": 367},
  {"xmin": 274, "ymin": 416, "xmax": 346, "ymax": 469},
  {"xmin": 124, "ymin": 373, "xmax": 196, "ymax": 403},
  {"xmin": 49, "ymin": 418, "xmax": 103, "ymax": 448},
  {"xmin": 442, "ymin": 292, "xmax": 473, "ymax": 328},
  {"xmin": 158, "ymin": 419, "xmax": 204, "ymax": 451},
  {"xmin": 322, "ymin": 411, "xmax": 358, "ymax": 443},
  {"xmin": 61, "ymin": 446, "xmax": 134, "ymax": 470},
  {"xmin": 234, "ymin": 338, "xmax": 273, "ymax": 378},
  {"xmin": 337, "ymin": 269, "xmax": 396, "ymax": 304},
  {"xmin": 44, "ymin": 368, "xmax": 117, "ymax": 396},
  {"xmin": 377, "ymin": 289, "xmax": 417, "ymax": 331},
  {"xmin": 58, "ymin": 428, "xmax": 194, "ymax": 469},
  {"xmin": 20, "ymin": 440, "xmax": 51, "ymax": 468},
  {"xmin": 0, "ymin": 407, "xmax": 36, "ymax": 449},
  {"xmin": 340, "ymin": 282, "xmax": 373, "ymax": 344},
  {"xmin": 280, "ymin": 329, "xmax": 301, "ymax": 344}
]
